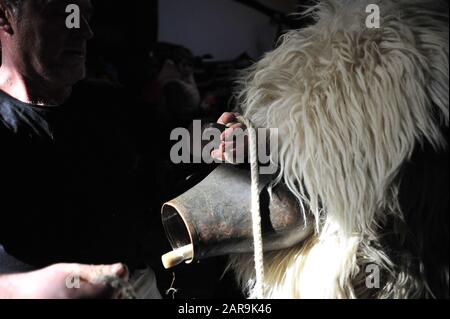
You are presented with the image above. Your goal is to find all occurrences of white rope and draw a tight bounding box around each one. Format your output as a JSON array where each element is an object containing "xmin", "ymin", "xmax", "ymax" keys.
[
  {"xmin": 165, "ymin": 272, "xmax": 179, "ymax": 299},
  {"xmin": 237, "ymin": 116, "xmax": 265, "ymax": 299}
]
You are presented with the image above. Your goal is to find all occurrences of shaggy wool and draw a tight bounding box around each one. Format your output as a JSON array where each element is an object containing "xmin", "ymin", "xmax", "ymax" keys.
[{"xmin": 228, "ymin": 0, "xmax": 449, "ymax": 299}]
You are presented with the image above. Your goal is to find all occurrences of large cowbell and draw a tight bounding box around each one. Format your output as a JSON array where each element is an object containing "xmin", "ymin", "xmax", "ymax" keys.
[{"xmin": 161, "ymin": 165, "xmax": 312, "ymax": 269}]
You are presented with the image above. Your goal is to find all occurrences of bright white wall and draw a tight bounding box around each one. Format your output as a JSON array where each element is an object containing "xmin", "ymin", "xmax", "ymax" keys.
[{"xmin": 158, "ymin": 0, "xmax": 279, "ymax": 61}]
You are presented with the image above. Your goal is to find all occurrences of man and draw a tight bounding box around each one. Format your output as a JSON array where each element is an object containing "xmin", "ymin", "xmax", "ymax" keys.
[
  {"xmin": 0, "ymin": 263, "xmax": 128, "ymax": 298},
  {"xmin": 0, "ymin": 0, "xmax": 245, "ymax": 298},
  {"xmin": 0, "ymin": 0, "xmax": 163, "ymax": 298}
]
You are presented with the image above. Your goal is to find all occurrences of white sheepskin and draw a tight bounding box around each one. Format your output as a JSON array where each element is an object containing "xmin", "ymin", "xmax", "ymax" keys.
[{"xmin": 229, "ymin": 0, "xmax": 449, "ymax": 299}]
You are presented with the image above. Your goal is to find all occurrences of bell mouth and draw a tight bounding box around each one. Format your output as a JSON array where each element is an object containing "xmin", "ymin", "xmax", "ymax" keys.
[{"xmin": 161, "ymin": 203, "xmax": 194, "ymax": 263}]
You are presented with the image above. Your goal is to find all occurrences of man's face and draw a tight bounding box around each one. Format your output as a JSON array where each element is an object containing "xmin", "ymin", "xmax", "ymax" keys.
[{"xmin": 11, "ymin": 0, "xmax": 93, "ymax": 87}]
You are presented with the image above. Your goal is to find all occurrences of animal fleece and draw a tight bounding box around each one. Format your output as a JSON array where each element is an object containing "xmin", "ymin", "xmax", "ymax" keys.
[{"xmin": 229, "ymin": 0, "xmax": 449, "ymax": 299}]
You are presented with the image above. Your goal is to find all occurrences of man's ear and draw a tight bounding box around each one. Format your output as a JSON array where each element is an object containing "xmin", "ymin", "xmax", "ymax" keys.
[{"xmin": 0, "ymin": 5, "xmax": 14, "ymax": 35}]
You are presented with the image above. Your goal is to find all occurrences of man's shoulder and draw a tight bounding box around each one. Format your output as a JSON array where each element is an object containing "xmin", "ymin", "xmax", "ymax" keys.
[
  {"xmin": 0, "ymin": 90, "xmax": 54, "ymax": 137},
  {"xmin": 0, "ymin": 91, "xmax": 22, "ymax": 135}
]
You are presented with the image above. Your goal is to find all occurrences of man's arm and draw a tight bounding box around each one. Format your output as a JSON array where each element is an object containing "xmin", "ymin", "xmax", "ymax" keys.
[{"xmin": 0, "ymin": 263, "xmax": 127, "ymax": 299}]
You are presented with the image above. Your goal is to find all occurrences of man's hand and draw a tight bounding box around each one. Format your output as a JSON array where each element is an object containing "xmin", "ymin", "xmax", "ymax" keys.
[
  {"xmin": 0, "ymin": 263, "xmax": 128, "ymax": 299},
  {"xmin": 211, "ymin": 112, "xmax": 248, "ymax": 162}
]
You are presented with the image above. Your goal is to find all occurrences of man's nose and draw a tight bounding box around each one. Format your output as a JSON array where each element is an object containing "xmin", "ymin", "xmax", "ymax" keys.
[{"xmin": 78, "ymin": 15, "xmax": 94, "ymax": 40}]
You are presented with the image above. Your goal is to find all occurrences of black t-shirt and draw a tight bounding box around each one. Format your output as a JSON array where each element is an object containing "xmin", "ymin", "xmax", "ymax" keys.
[{"xmin": 0, "ymin": 80, "xmax": 153, "ymax": 271}]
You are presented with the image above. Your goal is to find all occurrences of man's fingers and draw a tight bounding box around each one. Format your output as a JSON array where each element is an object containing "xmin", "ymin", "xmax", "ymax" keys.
[
  {"xmin": 70, "ymin": 263, "xmax": 127, "ymax": 284},
  {"xmin": 221, "ymin": 123, "xmax": 247, "ymax": 141},
  {"xmin": 211, "ymin": 149, "xmax": 225, "ymax": 161},
  {"xmin": 117, "ymin": 264, "xmax": 129, "ymax": 281},
  {"xmin": 217, "ymin": 112, "xmax": 237, "ymax": 125},
  {"xmin": 71, "ymin": 263, "xmax": 128, "ymax": 299},
  {"xmin": 213, "ymin": 112, "xmax": 247, "ymax": 163},
  {"xmin": 68, "ymin": 280, "xmax": 116, "ymax": 299},
  {"xmin": 211, "ymin": 141, "xmax": 247, "ymax": 163}
]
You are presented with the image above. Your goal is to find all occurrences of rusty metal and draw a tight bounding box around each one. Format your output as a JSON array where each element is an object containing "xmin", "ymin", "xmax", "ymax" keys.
[{"xmin": 161, "ymin": 165, "xmax": 312, "ymax": 267}]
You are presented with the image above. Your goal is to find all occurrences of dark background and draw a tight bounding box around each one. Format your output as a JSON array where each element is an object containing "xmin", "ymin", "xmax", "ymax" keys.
[{"xmin": 84, "ymin": 0, "xmax": 311, "ymax": 299}]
